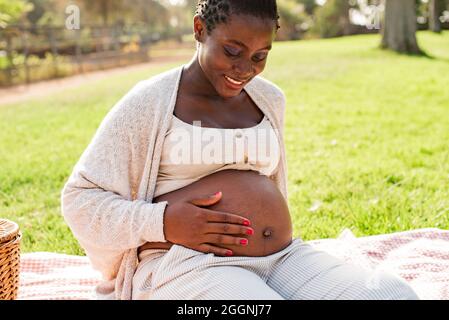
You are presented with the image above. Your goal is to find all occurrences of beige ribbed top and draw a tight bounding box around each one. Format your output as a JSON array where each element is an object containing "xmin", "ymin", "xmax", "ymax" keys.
[{"xmin": 154, "ymin": 114, "xmax": 280, "ymax": 198}]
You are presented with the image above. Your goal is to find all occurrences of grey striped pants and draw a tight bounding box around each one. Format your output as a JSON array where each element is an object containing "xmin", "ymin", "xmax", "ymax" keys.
[{"xmin": 132, "ymin": 238, "xmax": 419, "ymax": 300}]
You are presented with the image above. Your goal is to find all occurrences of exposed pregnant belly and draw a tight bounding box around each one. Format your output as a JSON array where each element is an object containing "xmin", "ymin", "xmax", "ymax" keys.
[{"xmin": 139, "ymin": 169, "xmax": 293, "ymax": 256}]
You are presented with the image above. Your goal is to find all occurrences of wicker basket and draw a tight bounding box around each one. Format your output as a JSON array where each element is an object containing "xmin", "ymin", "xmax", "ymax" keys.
[{"xmin": 0, "ymin": 219, "xmax": 21, "ymax": 300}]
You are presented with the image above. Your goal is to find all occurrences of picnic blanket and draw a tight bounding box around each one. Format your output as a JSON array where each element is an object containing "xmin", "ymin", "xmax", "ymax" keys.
[{"xmin": 17, "ymin": 228, "xmax": 449, "ymax": 300}]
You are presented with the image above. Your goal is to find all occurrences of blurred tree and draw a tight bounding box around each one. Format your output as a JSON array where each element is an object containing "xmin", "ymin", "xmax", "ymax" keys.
[
  {"xmin": 296, "ymin": 0, "xmax": 318, "ymax": 15},
  {"xmin": 0, "ymin": 0, "xmax": 33, "ymax": 28},
  {"xmin": 80, "ymin": 0, "xmax": 128, "ymax": 26},
  {"xmin": 32, "ymin": 0, "xmax": 77, "ymax": 26},
  {"xmin": 429, "ymin": 0, "xmax": 443, "ymax": 32},
  {"xmin": 132, "ymin": 0, "xmax": 169, "ymax": 29},
  {"xmin": 312, "ymin": 0, "xmax": 357, "ymax": 38},
  {"xmin": 26, "ymin": 0, "xmax": 46, "ymax": 25},
  {"xmin": 184, "ymin": 0, "xmax": 199, "ymax": 15},
  {"xmin": 381, "ymin": 0, "xmax": 421, "ymax": 54},
  {"xmin": 277, "ymin": 0, "xmax": 312, "ymax": 40},
  {"xmin": 77, "ymin": 0, "xmax": 170, "ymax": 30},
  {"xmin": 181, "ymin": 0, "xmax": 199, "ymax": 29}
]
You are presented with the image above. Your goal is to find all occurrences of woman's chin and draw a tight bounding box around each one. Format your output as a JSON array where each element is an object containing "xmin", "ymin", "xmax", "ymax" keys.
[
  {"xmin": 217, "ymin": 89, "xmax": 242, "ymax": 99},
  {"xmin": 215, "ymin": 80, "xmax": 244, "ymax": 98}
]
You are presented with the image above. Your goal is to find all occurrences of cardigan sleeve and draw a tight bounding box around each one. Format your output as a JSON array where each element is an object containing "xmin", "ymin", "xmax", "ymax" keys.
[
  {"xmin": 61, "ymin": 81, "xmax": 168, "ymax": 278},
  {"xmin": 268, "ymin": 85, "xmax": 289, "ymax": 203}
]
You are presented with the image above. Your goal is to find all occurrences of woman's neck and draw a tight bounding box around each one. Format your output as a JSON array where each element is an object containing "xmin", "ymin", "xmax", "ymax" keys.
[{"xmin": 182, "ymin": 53, "xmax": 227, "ymax": 100}]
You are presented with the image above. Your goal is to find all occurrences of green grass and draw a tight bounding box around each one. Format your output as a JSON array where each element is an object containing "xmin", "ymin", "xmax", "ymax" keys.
[{"xmin": 1, "ymin": 31, "xmax": 448, "ymax": 255}]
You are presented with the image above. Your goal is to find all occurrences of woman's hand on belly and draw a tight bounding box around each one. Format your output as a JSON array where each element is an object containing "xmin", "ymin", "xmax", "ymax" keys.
[
  {"xmin": 143, "ymin": 170, "xmax": 293, "ymax": 257},
  {"xmin": 159, "ymin": 191, "xmax": 255, "ymax": 257}
]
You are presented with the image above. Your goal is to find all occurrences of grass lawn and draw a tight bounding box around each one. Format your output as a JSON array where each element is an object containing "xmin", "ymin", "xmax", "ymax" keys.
[{"xmin": 1, "ymin": 31, "xmax": 448, "ymax": 255}]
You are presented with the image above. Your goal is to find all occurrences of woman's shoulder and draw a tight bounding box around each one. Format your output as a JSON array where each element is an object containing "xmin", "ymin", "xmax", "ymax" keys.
[
  {"xmin": 140, "ymin": 65, "xmax": 183, "ymax": 88},
  {"xmin": 112, "ymin": 65, "xmax": 183, "ymax": 117},
  {"xmin": 250, "ymin": 75, "xmax": 284, "ymax": 93},
  {"xmin": 247, "ymin": 75, "xmax": 286, "ymax": 109},
  {"xmin": 129, "ymin": 65, "xmax": 183, "ymax": 102}
]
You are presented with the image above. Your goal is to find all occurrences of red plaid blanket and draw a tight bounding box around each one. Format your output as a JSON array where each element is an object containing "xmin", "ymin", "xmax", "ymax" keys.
[{"xmin": 18, "ymin": 228, "xmax": 449, "ymax": 300}]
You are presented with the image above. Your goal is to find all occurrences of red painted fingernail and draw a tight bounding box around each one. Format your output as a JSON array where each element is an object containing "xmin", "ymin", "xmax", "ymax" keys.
[
  {"xmin": 243, "ymin": 220, "xmax": 251, "ymax": 226},
  {"xmin": 225, "ymin": 250, "xmax": 233, "ymax": 256},
  {"xmin": 240, "ymin": 239, "xmax": 248, "ymax": 245},
  {"xmin": 246, "ymin": 228, "xmax": 254, "ymax": 235},
  {"xmin": 214, "ymin": 191, "xmax": 222, "ymax": 196}
]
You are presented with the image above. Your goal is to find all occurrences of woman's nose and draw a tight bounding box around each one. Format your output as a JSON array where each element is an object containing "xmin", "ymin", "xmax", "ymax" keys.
[{"xmin": 233, "ymin": 60, "xmax": 254, "ymax": 78}]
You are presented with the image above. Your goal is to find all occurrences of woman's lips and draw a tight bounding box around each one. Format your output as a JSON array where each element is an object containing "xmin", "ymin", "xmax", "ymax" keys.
[{"xmin": 223, "ymin": 75, "xmax": 247, "ymax": 90}]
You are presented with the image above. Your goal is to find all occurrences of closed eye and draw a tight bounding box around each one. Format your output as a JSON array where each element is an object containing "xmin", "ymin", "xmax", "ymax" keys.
[
  {"xmin": 224, "ymin": 45, "xmax": 268, "ymax": 63},
  {"xmin": 253, "ymin": 54, "xmax": 267, "ymax": 62},
  {"xmin": 224, "ymin": 46, "xmax": 240, "ymax": 57}
]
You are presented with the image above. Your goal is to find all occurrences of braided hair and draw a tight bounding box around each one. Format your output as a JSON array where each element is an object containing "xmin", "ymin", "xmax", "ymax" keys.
[{"xmin": 195, "ymin": 0, "xmax": 281, "ymax": 35}]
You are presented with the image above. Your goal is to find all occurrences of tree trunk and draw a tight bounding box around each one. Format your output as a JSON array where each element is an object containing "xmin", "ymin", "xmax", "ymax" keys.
[
  {"xmin": 381, "ymin": 0, "xmax": 421, "ymax": 54},
  {"xmin": 338, "ymin": 0, "xmax": 352, "ymax": 36},
  {"xmin": 429, "ymin": 0, "xmax": 442, "ymax": 33},
  {"xmin": 101, "ymin": 0, "xmax": 109, "ymax": 26}
]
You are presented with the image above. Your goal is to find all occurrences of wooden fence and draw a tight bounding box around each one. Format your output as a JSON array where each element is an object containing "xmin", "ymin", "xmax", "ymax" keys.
[{"xmin": 0, "ymin": 24, "xmax": 180, "ymax": 86}]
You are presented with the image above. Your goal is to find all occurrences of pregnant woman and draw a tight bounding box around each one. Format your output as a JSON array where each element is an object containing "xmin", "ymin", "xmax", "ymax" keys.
[{"xmin": 61, "ymin": 0, "xmax": 418, "ymax": 300}]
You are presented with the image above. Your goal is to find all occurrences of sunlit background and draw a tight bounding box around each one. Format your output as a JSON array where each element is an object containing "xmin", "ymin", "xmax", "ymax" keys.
[
  {"xmin": 0, "ymin": 1, "xmax": 448, "ymax": 254},
  {"xmin": 1, "ymin": 0, "xmax": 448, "ymax": 86}
]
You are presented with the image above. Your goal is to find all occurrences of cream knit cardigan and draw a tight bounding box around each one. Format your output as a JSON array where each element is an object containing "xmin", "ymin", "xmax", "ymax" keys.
[{"xmin": 61, "ymin": 64, "xmax": 288, "ymax": 300}]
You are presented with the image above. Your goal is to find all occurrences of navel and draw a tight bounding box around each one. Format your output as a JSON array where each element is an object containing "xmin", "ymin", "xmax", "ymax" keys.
[{"xmin": 262, "ymin": 227, "xmax": 273, "ymax": 238}]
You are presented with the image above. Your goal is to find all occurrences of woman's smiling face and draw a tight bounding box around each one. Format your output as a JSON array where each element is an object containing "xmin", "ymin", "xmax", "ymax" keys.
[{"xmin": 194, "ymin": 14, "xmax": 277, "ymax": 98}]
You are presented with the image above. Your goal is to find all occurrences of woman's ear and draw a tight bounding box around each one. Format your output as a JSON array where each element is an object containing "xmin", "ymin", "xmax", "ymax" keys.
[{"xmin": 193, "ymin": 14, "xmax": 206, "ymax": 43}]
